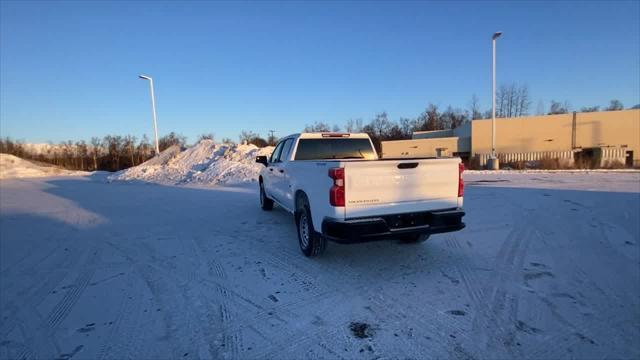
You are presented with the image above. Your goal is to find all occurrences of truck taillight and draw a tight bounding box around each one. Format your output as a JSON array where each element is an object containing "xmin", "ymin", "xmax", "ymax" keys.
[
  {"xmin": 329, "ymin": 168, "xmax": 345, "ymax": 207},
  {"xmin": 458, "ymin": 162, "xmax": 464, "ymax": 197}
]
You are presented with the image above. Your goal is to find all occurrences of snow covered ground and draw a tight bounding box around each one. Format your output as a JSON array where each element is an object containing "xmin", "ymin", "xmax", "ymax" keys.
[
  {"xmin": 109, "ymin": 140, "xmax": 274, "ymax": 186},
  {"xmin": 0, "ymin": 154, "xmax": 87, "ymax": 179},
  {"xmin": 0, "ymin": 171, "xmax": 639, "ymax": 359}
]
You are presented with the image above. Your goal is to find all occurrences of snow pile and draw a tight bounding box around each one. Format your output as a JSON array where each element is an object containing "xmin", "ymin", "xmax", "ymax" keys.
[
  {"xmin": 109, "ymin": 140, "xmax": 274, "ymax": 186},
  {"xmin": 139, "ymin": 145, "xmax": 182, "ymax": 167},
  {"xmin": 0, "ymin": 154, "xmax": 87, "ymax": 179}
]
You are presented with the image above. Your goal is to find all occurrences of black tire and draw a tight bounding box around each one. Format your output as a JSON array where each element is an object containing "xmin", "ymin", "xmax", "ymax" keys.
[
  {"xmin": 260, "ymin": 181, "xmax": 274, "ymax": 211},
  {"xmin": 399, "ymin": 233, "xmax": 430, "ymax": 243},
  {"xmin": 295, "ymin": 196, "xmax": 327, "ymax": 257}
]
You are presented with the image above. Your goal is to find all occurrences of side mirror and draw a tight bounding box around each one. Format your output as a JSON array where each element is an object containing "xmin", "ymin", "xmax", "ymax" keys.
[{"xmin": 256, "ymin": 155, "xmax": 268, "ymax": 166}]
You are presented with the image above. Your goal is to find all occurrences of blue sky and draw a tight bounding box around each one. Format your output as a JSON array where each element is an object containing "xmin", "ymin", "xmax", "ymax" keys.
[{"xmin": 1, "ymin": 0, "xmax": 639, "ymax": 144}]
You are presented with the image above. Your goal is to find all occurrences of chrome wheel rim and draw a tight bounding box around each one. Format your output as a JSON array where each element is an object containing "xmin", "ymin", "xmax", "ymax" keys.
[{"xmin": 299, "ymin": 212, "xmax": 310, "ymax": 249}]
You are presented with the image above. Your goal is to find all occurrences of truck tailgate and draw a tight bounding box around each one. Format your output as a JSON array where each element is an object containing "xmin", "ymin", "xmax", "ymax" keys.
[{"xmin": 343, "ymin": 158, "xmax": 461, "ymax": 219}]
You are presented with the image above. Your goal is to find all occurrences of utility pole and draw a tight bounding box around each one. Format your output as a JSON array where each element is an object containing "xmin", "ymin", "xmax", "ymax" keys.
[{"xmin": 268, "ymin": 130, "xmax": 276, "ymax": 145}]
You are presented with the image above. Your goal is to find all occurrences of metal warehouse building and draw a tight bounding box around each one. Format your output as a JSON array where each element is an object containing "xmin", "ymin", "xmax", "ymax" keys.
[{"xmin": 381, "ymin": 109, "xmax": 640, "ymax": 168}]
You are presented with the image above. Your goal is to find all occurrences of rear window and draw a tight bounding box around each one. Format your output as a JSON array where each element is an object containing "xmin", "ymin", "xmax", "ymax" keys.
[{"xmin": 294, "ymin": 139, "xmax": 377, "ymax": 160}]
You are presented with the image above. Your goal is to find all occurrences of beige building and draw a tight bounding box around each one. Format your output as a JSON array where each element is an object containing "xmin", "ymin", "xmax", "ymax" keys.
[{"xmin": 381, "ymin": 109, "xmax": 640, "ymax": 168}]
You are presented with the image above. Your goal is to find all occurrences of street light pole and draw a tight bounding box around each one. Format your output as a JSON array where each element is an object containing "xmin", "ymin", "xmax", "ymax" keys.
[
  {"xmin": 490, "ymin": 31, "xmax": 502, "ymax": 169},
  {"xmin": 139, "ymin": 75, "xmax": 160, "ymax": 155}
]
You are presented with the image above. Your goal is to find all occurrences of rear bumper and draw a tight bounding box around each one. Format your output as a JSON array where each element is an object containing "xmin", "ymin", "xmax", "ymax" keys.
[{"xmin": 321, "ymin": 208, "xmax": 465, "ymax": 244}]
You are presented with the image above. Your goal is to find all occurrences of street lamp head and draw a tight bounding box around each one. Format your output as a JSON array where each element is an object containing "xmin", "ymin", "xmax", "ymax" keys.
[
  {"xmin": 492, "ymin": 31, "xmax": 503, "ymax": 40},
  {"xmin": 139, "ymin": 75, "xmax": 151, "ymax": 80}
]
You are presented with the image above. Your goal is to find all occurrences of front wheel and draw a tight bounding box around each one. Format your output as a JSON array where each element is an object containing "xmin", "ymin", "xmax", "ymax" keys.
[
  {"xmin": 295, "ymin": 201, "xmax": 327, "ymax": 257},
  {"xmin": 260, "ymin": 182, "xmax": 274, "ymax": 211}
]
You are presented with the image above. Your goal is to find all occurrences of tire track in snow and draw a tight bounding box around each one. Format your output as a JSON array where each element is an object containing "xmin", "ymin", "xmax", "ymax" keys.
[
  {"xmin": 0, "ymin": 230, "xmax": 86, "ymax": 338},
  {"xmin": 224, "ymin": 228, "xmax": 483, "ymax": 358},
  {"xmin": 189, "ymin": 235, "xmax": 242, "ymax": 360},
  {"xmin": 96, "ymin": 272, "xmax": 144, "ymax": 360},
  {"xmin": 108, "ymin": 235, "xmax": 241, "ymax": 360},
  {"xmin": 246, "ymin": 267, "xmax": 478, "ymax": 359},
  {"xmin": 526, "ymin": 205, "xmax": 639, "ymax": 359},
  {"xmin": 0, "ymin": 242, "xmax": 90, "ymax": 359},
  {"xmin": 371, "ymin": 293, "xmax": 483, "ymax": 359},
  {"xmin": 5, "ymin": 243, "xmax": 98, "ymax": 360},
  {"xmin": 469, "ymin": 209, "xmax": 537, "ymax": 357},
  {"xmin": 45, "ymin": 255, "xmax": 97, "ymax": 330},
  {"xmin": 445, "ymin": 235, "xmax": 486, "ymax": 306}
]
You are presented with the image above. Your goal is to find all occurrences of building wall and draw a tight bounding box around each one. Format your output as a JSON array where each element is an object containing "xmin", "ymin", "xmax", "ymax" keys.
[
  {"xmin": 412, "ymin": 129, "xmax": 454, "ymax": 139},
  {"xmin": 471, "ymin": 114, "xmax": 573, "ymax": 154},
  {"xmin": 574, "ymin": 110, "xmax": 640, "ymax": 153},
  {"xmin": 381, "ymin": 137, "xmax": 461, "ymax": 158},
  {"xmin": 383, "ymin": 109, "xmax": 639, "ymax": 165},
  {"xmin": 471, "ymin": 109, "xmax": 640, "ymax": 161},
  {"xmin": 453, "ymin": 123, "xmax": 472, "ymax": 138}
]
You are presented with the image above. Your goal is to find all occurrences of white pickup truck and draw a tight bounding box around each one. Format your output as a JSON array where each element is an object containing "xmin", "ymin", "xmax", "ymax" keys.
[{"xmin": 256, "ymin": 133, "xmax": 465, "ymax": 257}]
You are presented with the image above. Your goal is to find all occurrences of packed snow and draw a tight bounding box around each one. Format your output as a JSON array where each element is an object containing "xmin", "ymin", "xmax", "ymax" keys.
[
  {"xmin": 0, "ymin": 154, "xmax": 87, "ymax": 179},
  {"xmin": 465, "ymin": 170, "xmax": 640, "ymax": 193},
  {"xmin": 1, "ymin": 170, "xmax": 638, "ymax": 359},
  {"xmin": 108, "ymin": 140, "xmax": 274, "ymax": 186}
]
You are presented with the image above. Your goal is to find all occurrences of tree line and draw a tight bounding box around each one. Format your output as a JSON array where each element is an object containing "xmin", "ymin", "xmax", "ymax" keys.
[{"xmin": 0, "ymin": 132, "xmax": 189, "ymax": 172}]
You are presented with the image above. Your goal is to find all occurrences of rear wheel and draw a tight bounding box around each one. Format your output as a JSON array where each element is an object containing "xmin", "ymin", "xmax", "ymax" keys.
[
  {"xmin": 260, "ymin": 181, "xmax": 273, "ymax": 211},
  {"xmin": 399, "ymin": 233, "xmax": 430, "ymax": 243},
  {"xmin": 295, "ymin": 196, "xmax": 327, "ymax": 257}
]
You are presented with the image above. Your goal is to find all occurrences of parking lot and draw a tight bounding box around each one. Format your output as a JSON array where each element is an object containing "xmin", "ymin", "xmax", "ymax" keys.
[{"xmin": 1, "ymin": 172, "xmax": 639, "ymax": 359}]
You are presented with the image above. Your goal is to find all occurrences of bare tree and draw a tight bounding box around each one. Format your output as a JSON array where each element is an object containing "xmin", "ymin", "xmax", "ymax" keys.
[
  {"xmin": 548, "ymin": 100, "xmax": 570, "ymax": 115},
  {"xmin": 398, "ymin": 117, "xmax": 414, "ymax": 138},
  {"xmin": 516, "ymin": 85, "xmax": 531, "ymax": 117},
  {"xmin": 249, "ymin": 136, "xmax": 268, "ymax": 147},
  {"xmin": 158, "ymin": 132, "xmax": 186, "ymax": 151},
  {"xmin": 267, "ymin": 134, "xmax": 278, "ymax": 146},
  {"xmin": 123, "ymin": 135, "xmax": 137, "ymax": 167},
  {"xmin": 104, "ymin": 135, "xmax": 123, "ymax": 170},
  {"xmin": 469, "ymin": 94, "xmax": 482, "ymax": 120},
  {"xmin": 2, "ymin": 134, "xmax": 156, "ymax": 172},
  {"xmin": 75, "ymin": 140, "xmax": 88, "ymax": 170},
  {"xmin": 137, "ymin": 135, "xmax": 152, "ymax": 164},
  {"xmin": 497, "ymin": 83, "xmax": 530, "ymax": 117},
  {"xmin": 440, "ymin": 107, "xmax": 469, "ymax": 130},
  {"xmin": 62, "ymin": 141, "xmax": 76, "ymax": 169},
  {"xmin": 198, "ymin": 133, "xmax": 215, "ymax": 142},
  {"xmin": 425, "ymin": 104, "xmax": 439, "ymax": 131},
  {"xmin": 606, "ymin": 99, "xmax": 624, "ymax": 111},
  {"xmin": 345, "ymin": 118, "xmax": 363, "ymax": 133},
  {"xmin": 90, "ymin": 137, "xmax": 102, "ymax": 170},
  {"xmin": 239, "ymin": 130, "xmax": 257, "ymax": 144},
  {"xmin": 580, "ymin": 106, "xmax": 600, "ymax": 112},
  {"xmin": 496, "ymin": 85, "xmax": 508, "ymax": 117},
  {"xmin": 303, "ymin": 121, "xmax": 331, "ymax": 132},
  {"xmin": 371, "ymin": 112, "xmax": 391, "ymax": 138}
]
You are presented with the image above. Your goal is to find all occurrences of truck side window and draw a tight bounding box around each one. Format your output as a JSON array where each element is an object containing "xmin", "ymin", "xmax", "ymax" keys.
[
  {"xmin": 270, "ymin": 142, "xmax": 284, "ymax": 163},
  {"xmin": 279, "ymin": 139, "xmax": 294, "ymax": 162}
]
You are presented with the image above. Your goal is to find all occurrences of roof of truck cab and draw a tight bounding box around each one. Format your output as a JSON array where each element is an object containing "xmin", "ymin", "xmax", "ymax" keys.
[{"xmin": 296, "ymin": 133, "xmax": 371, "ymax": 139}]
